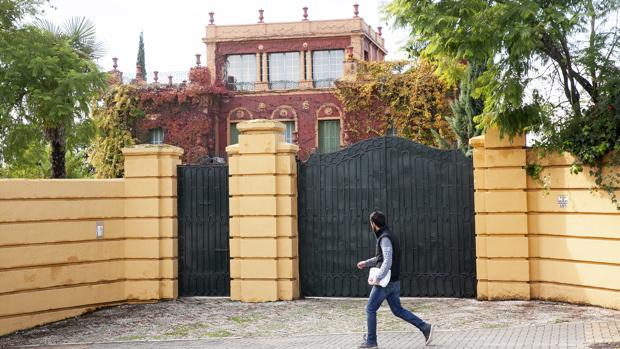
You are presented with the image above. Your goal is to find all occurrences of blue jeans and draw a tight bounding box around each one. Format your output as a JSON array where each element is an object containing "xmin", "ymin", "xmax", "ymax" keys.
[{"xmin": 366, "ymin": 281, "xmax": 427, "ymax": 344}]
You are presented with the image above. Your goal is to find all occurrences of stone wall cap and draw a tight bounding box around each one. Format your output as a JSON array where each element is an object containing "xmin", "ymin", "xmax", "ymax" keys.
[
  {"xmin": 469, "ymin": 135, "xmax": 485, "ymax": 148},
  {"xmin": 237, "ymin": 119, "xmax": 286, "ymax": 133},
  {"xmin": 226, "ymin": 144, "xmax": 240, "ymax": 154},
  {"xmin": 277, "ymin": 143, "xmax": 300, "ymax": 152},
  {"xmin": 122, "ymin": 144, "xmax": 185, "ymax": 156}
]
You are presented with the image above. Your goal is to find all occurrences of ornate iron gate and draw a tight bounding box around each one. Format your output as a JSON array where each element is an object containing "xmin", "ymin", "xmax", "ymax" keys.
[
  {"xmin": 177, "ymin": 164, "xmax": 229, "ymax": 296},
  {"xmin": 298, "ymin": 137, "xmax": 476, "ymax": 297}
]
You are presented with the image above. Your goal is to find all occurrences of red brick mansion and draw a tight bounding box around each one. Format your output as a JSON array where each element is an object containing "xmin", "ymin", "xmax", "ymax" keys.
[{"xmin": 114, "ymin": 4, "xmax": 386, "ymax": 162}]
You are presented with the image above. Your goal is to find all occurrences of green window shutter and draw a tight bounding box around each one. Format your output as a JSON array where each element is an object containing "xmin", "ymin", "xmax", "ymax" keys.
[
  {"xmin": 149, "ymin": 128, "xmax": 164, "ymax": 144},
  {"xmin": 284, "ymin": 121, "xmax": 295, "ymax": 143},
  {"xmin": 318, "ymin": 120, "xmax": 340, "ymax": 153},
  {"xmin": 230, "ymin": 123, "xmax": 239, "ymax": 144}
]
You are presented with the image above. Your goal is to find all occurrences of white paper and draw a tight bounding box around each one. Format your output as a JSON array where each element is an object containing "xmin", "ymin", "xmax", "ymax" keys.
[{"xmin": 368, "ymin": 267, "xmax": 391, "ymax": 287}]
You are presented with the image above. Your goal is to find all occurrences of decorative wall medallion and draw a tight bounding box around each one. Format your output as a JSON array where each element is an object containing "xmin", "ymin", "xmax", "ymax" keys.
[
  {"xmin": 258, "ymin": 44, "xmax": 264, "ymax": 51},
  {"xmin": 302, "ymin": 100, "xmax": 310, "ymax": 110},
  {"xmin": 271, "ymin": 105, "xmax": 297, "ymax": 120},
  {"xmin": 316, "ymin": 103, "xmax": 342, "ymax": 118},
  {"xmin": 229, "ymin": 107, "xmax": 253, "ymax": 120},
  {"xmin": 302, "ymin": 42, "xmax": 308, "ymax": 49},
  {"xmin": 258, "ymin": 102, "xmax": 266, "ymax": 112}
]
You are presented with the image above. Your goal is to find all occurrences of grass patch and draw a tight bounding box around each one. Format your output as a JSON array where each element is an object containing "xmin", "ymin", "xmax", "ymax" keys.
[
  {"xmin": 163, "ymin": 323, "xmax": 209, "ymax": 337},
  {"xmin": 229, "ymin": 314, "xmax": 260, "ymax": 324},
  {"xmin": 117, "ymin": 335, "xmax": 146, "ymax": 341},
  {"xmin": 204, "ymin": 330, "xmax": 233, "ymax": 338},
  {"xmin": 482, "ymin": 323, "xmax": 509, "ymax": 329},
  {"xmin": 553, "ymin": 318, "xmax": 570, "ymax": 324}
]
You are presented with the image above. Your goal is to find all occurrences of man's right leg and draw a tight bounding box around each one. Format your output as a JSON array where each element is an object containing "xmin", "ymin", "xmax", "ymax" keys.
[
  {"xmin": 385, "ymin": 282, "xmax": 427, "ymax": 331},
  {"xmin": 385, "ymin": 282, "xmax": 434, "ymax": 345}
]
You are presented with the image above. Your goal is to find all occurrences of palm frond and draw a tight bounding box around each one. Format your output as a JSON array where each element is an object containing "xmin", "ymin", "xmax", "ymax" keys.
[
  {"xmin": 36, "ymin": 16, "xmax": 106, "ymax": 60},
  {"xmin": 63, "ymin": 17, "xmax": 106, "ymax": 60},
  {"xmin": 33, "ymin": 18, "xmax": 63, "ymax": 37}
]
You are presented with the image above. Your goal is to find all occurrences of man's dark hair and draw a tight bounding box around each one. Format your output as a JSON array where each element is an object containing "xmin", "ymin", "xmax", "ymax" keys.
[{"xmin": 369, "ymin": 211, "xmax": 386, "ymax": 228}]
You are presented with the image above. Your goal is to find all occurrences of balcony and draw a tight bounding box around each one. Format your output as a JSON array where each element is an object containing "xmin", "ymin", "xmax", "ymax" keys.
[
  {"xmin": 313, "ymin": 79, "xmax": 337, "ymax": 89},
  {"xmin": 226, "ymin": 80, "xmax": 256, "ymax": 92},
  {"xmin": 269, "ymin": 80, "xmax": 300, "ymax": 90}
]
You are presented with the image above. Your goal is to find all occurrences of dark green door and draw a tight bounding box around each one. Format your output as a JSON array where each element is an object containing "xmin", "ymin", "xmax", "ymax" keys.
[
  {"xmin": 297, "ymin": 137, "xmax": 476, "ymax": 297},
  {"xmin": 177, "ymin": 164, "xmax": 230, "ymax": 296}
]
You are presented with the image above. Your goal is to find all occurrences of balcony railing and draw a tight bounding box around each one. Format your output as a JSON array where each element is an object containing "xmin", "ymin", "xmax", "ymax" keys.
[
  {"xmin": 269, "ymin": 80, "xmax": 299, "ymax": 90},
  {"xmin": 226, "ymin": 81, "xmax": 256, "ymax": 92},
  {"xmin": 313, "ymin": 78, "xmax": 337, "ymax": 88}
]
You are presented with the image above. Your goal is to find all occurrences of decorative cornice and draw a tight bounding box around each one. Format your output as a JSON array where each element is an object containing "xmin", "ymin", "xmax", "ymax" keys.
[{"xmin": 203, "ymin": 18, "xmax": 386, "ymax": 53}]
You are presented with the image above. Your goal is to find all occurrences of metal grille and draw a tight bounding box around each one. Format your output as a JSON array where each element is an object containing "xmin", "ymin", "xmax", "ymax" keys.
[
  {"xmin": 297, "ymin": 136, "xmax": 476, "ymax": 298},
  {"xmin": 177, "ymin": 164, "xmax": 230, "ymax": 296}
]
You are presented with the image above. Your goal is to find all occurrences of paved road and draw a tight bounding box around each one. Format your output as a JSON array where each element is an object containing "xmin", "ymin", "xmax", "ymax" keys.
[{"xmin": 9, "ymin": 320, "xmax": 620, "ymax": 349}]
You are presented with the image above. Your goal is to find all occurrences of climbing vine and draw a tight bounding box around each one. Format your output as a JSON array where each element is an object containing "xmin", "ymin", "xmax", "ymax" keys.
[
  {"xmin": 89, "ymin": 67, "xmax": 227, "ymax": 177},
  {"xmin": 88, "ymin": 84, "xmax": 143, "ymax": 178},
  {"xmin": 335, "ymin": 60, "xmax": 456, "ymax": 148}
]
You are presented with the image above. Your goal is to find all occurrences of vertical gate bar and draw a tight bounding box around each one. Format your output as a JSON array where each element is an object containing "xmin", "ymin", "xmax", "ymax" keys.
[{"xmin": 178, "ymin": 166, "xmax": 184, "ymax": 296}]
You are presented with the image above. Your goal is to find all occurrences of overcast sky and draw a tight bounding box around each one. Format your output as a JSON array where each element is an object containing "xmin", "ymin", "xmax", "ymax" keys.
[{"xmin": 42, "ymin": 0, "xmax": 411, "ymax": 75}]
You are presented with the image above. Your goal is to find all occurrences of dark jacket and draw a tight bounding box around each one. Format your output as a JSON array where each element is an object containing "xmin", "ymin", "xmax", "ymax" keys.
[{"xmin": 374, "ymin": 226, "xmax": 401, "ymax": 282}]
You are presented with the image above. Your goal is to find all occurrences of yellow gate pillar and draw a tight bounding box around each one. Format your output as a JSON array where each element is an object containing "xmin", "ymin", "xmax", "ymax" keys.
[
  {"xmin": 226, "ymin": 120, "xmax": 300, "ymax": 302},
  {"xmin": 122, "ymin": 144, "xmax": 184, "ymax": 300},
  {"xmin": 470, "ymin": 128, "xmax": 530, "ymax": 300}
]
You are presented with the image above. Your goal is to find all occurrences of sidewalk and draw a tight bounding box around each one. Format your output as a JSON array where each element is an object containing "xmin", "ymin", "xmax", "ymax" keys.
[
  {"xmin": 7, "ymin": 321, "xmax": 620, "ymax": 348},
  {"xmin": 2, "ymin": 298, "xmax": 619, "ymax": 349}
]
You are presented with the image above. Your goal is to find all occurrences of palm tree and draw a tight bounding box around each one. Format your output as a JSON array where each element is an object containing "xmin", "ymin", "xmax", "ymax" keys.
[
  {"xmin": 36, "ymin": 17, "xmax": 105, "ymax": 59},
  {"xmin": 34, "ymin": 17, "xmax": 105, "ymax": 178}
]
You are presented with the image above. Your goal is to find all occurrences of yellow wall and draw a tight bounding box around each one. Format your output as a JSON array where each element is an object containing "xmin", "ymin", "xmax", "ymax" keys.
[
  {"xmin": 471, "ymin": 130, "xmax": 620, "ymax": 309},
  {"xmin": 0, "ymin": 145, "xmax": 183, "ymax": 336},
  {"xmin": 226, "ymin": 120, "xmax": 300, "ymax": 302}
]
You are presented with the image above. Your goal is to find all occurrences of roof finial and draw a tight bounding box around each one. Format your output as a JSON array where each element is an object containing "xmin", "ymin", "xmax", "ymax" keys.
[
  {"xmin": 208, "ymin": 12, "xmax": 214, "ymax": 25},
  {"xmin": 377, "ymin": 26, "xmax": 382, "ymax": 36},
  {"xmin": 302, "ymin": 7, "xmax": 308, "ymax": 21},
  {"xmin": 195, "ymin": 53, "xmax": 202, "ymax": 67},
  {"xmin": 353, "ymin": 3, "xmax": 359, "ymax": 17},
  {"xmin": 258, "ymin": 9, "xmax": 264, "ymax": 23},
  {"xmin": 112, "ymin": 57, "xmax": 118, "ymax": 70}
]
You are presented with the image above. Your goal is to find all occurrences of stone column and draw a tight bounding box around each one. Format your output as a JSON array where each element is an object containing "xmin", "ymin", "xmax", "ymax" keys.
[
  {"xmin": 255, "ymin": 52, "xmax": 261, "ymax": 83},
  {"xmin": 206, "ymin": 43, "xmax": 216, "ymax": 79},
  {"xmin": 306, "ymin": 50, "xmax": 313, "ymax": 81},
  {"xmin": 122, "ymin": 144, "xmax": 184, "ymax": 300},
  {"xmin": 299, "ymin": 51, "xmax": 305, "ymax": 81},
  {"xmin": 470, "ymin": 128, "xmax": 530, "ymax": 300},
  {"xmin": 300, "ymin": 50, "xmax": 313, "ymax": 89},
  {"xmin": 256, "ymin": 52, "xmax": 269, "ymax": 91},
  {"xmin": 226, "ymin": 120, "xmax": 300, "ymax": 302}
]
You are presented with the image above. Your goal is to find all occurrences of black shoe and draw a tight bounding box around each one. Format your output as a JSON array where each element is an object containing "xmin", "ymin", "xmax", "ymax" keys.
[
  {"xmin": 358, "ymin": 334, "xmax": 378, "ymax": 348},
  {"xmin": 422, "ymin": 323, "xmax": 434, "ymax": 346}
]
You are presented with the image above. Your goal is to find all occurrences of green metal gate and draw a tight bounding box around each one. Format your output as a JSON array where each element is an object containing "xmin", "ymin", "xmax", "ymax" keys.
[
  {"xmin": 177, "ymin": 164, "xmax": 229, "ymax": 296},
  {"xmin": 297, "ymin": 137, "xmax": 476, "ymax": 297}
]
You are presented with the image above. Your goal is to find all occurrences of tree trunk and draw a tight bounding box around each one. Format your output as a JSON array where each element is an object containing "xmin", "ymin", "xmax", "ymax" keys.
[{"xmin": 45, "ymin": 126, "xmax": 67, "ymax": 178}]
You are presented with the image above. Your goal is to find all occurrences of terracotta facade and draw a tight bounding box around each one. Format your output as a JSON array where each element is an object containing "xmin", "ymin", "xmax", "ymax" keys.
[
  {"xmin": 133, "ymin": 9, "xmax": 387, "ymax": 162},
  {"xmin": 207, "ymin": 12, "xmax": 385, "ymax": 160}
]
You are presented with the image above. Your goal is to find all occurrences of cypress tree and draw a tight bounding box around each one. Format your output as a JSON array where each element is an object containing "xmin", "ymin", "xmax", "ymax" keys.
[
  {"xmin": 446, "ymin": 61, "xmax": 485, "ymax": 156},
  {"xmin": 136, "ymin": 31, "xmax": 146, "ymax": 81}
]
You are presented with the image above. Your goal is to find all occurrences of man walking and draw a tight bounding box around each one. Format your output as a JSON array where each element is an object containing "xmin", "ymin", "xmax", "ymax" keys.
[{"xmin": 357, "ymin": 211, "xmax": 433, "ymax": 348}]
